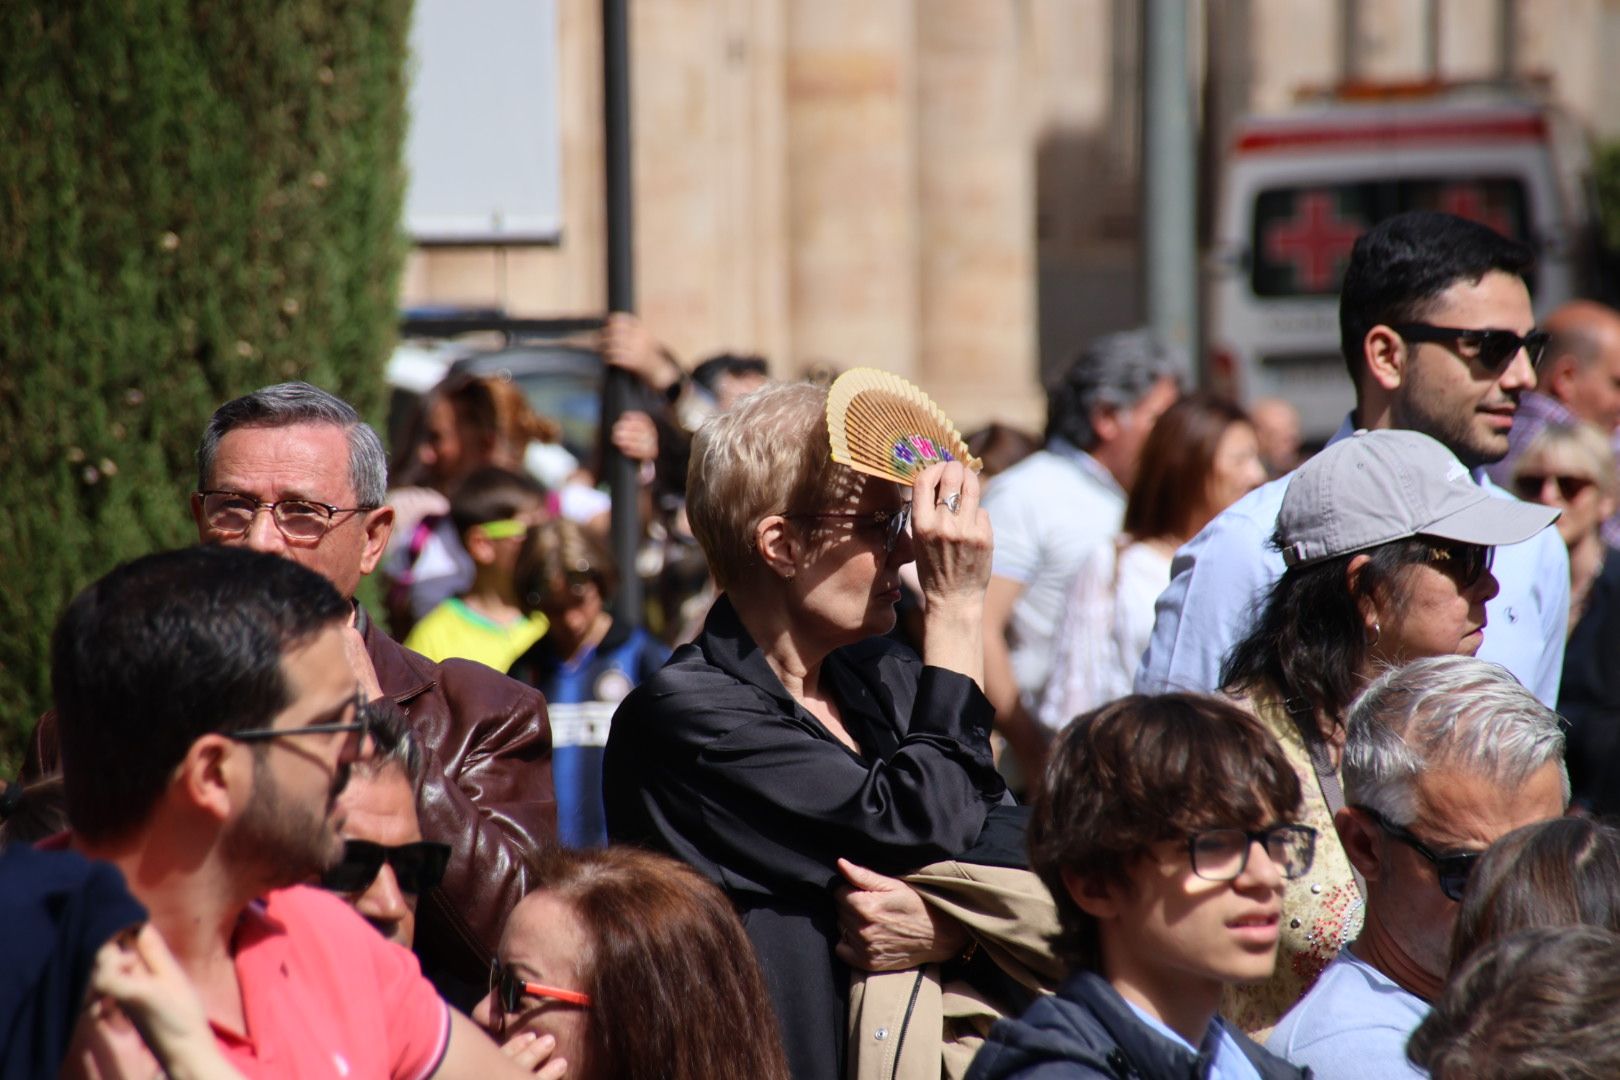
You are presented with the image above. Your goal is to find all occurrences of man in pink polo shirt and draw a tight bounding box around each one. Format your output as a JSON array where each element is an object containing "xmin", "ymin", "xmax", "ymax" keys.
[{"xmin": 50, "ymin": 546, "xmax": 536, "ymax": 1078}]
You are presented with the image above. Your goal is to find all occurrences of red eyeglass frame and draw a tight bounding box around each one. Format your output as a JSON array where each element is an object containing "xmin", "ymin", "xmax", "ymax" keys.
[{"xmin": 494, "ymin": 962, "xmax": 593, "ymax": 1010}]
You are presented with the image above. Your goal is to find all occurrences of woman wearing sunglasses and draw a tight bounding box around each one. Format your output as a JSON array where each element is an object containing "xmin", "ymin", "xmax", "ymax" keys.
[
  {"xmin": 472, "ymin": 846, "xmax": 789, "ymax": 1080},
  {"xmin": 1218, "ymin": 429, "xmax": 1559, "ymax": 1036},
  {"xmin": 1510, "ymin": 421, "xmax": 1618, "ymax": 632},
  {"xmin": 604, "ymin": 381, "xmax": 1004, "ymax": 1080}
]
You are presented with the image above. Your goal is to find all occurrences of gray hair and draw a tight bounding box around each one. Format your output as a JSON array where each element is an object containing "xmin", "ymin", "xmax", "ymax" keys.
[
  {"xmin": 1344, "ymin": 656, "xmax": 1569, "ymax": 825},
  {"xmin": 1045, "ymin": 328, "xmax": 1183, "ymax": 450},
  {"xmin": 357, "ymin": 699, "xmax": 424, "ymax": 786},
  {"xmin": 197, "ymin": 382, "xmax": 388, "ymax": 508}
]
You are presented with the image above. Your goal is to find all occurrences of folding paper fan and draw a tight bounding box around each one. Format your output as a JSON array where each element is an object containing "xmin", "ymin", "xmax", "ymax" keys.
[{"xmin": 825, "ymin": 368, "xmax": 981, "ymax": 485}]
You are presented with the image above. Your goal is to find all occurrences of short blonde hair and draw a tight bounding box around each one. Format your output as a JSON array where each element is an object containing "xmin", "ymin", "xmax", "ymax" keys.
[
  {"xmin": 686, "ymin": 382, "xmax": 843, "ymax": 590},
  {"xmin": 1515, "ymin": 421, "xmax": 1617, "ymax": 497}
]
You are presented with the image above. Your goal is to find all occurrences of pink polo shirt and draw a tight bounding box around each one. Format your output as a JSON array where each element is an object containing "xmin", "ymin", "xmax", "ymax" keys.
[{"xmin": 212, "ymin": 885, "xmax": 451, "ymax": 1079}]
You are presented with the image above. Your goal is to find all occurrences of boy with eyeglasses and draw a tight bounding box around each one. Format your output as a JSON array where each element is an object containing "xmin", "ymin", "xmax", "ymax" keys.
[
  {"xmin": 403, "ymin": 465, "xmax": 551, "ymax": 670},
  {"xmin": 967, "ymin": 693, "xmax": 1311, "ymax": 1080}
]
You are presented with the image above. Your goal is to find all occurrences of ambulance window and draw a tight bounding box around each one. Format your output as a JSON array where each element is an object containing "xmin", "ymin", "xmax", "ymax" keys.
[{"xmin": 1251, "ymin": 179, "xmax": 1532, "ymax": 298}]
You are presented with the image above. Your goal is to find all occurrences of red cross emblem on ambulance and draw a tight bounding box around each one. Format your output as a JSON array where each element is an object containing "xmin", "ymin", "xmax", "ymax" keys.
[
  {"xmin": 1436, "ymin": 183, "xmax": 1515, "ymax": 239},
  {"xmin": 1264, "ymin": 191, "xmax": 1363, "ymax": 292}
]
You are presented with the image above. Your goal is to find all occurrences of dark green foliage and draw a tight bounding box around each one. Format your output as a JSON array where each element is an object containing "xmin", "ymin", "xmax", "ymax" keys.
[
  {"xmin": 1595, "ymin": 139, "xmax": 1620, "ymax": 254},
  {"xmin": 0, "ymin": 1, "xmax": 412, "ymax": 773}
]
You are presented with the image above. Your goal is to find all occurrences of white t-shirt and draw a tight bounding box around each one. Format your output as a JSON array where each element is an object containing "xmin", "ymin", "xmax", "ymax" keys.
[
  {"xmin": 983, "ymin": 439, "xmax": 1125, "ymax": 710},
  {"xmin": 1039, "ymin": 537, "xmax": 1171, "ymax": 730},
  {"xmin": 1266, "ymin": 948, "xmax": 1429, "ymax": 1079}
]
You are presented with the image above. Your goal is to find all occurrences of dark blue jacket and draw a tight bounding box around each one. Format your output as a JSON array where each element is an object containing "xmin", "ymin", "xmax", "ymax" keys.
[{"xmin": 966, "ymin": 971, "xmax": 1309, "ymax": 1080}]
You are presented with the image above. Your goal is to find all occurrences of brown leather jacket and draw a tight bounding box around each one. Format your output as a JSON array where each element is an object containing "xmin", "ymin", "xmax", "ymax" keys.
[{"xmin": 23, "ymin": 610, "xmax": 557, "ymax": 996}]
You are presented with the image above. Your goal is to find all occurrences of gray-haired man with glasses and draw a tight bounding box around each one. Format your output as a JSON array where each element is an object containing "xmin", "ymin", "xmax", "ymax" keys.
[
  {"xmin": 26, "ymin": 381, "xmax": 557, "ymax": 1010},
  {"xmin": 192, "ymin": 382, "xmax": 557, "ymax": 1007},
  {"xmin": 1268, "ymin": 656, "xmax": 1568, "ymax": 1078}
]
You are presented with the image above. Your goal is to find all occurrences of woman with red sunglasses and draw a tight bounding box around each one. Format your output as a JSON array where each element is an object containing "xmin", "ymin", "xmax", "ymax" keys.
[{"xmin": 472, "ymin": 846, "xmax": 789, "ymax": 1080}]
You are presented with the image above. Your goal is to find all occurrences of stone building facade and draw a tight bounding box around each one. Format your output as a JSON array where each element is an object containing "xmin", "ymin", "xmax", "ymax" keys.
[{"xmin": 401, "ymin": 0, "xmax": 1620, "ymax": 432}]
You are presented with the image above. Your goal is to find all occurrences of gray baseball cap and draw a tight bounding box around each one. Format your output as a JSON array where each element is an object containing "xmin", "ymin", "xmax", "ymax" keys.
[{"xmin": 1278, "ymin": 429, "xmax": 1558, "ymax": 568}]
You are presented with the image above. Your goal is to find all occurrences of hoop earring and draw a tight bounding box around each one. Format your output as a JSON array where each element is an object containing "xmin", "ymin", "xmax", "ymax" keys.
[{"xmin": 1367, "ymin": 620, "xmax": 1381, "ymax": 647}]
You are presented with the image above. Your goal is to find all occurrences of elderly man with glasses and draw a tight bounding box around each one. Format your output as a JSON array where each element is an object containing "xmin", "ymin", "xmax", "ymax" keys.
[
  {"xmin": 46, "ymin": 546, "xmax": 538, "ymax": 1077},
  {"xmin": 26, "ymin": 381, "xmax": 555, "ymax": 1011},
  {"xmin": 1267, "ymin": 655, "xmax": 1568, "ymax": 1079},
  {"xmin": 189, "ymin": 383, "xmax": 555, "ymax": 1007}
]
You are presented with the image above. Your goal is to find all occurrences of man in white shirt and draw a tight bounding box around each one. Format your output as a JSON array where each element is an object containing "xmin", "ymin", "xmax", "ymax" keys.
[
  {"xmin": 982, "ymin": 329, "xmax": 1181, "ymax": 779},
  {"xmin": 1136, "ymin": 212, "xmax": 1569, "ymax": 705},
  {"xmin": 1268, "ymin": 656, "xmax": 1568, "ymax": 1078}
]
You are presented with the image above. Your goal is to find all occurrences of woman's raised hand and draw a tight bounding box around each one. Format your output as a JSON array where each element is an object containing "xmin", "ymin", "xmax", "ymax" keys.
[
  {"xmin": 910, "ymin": 461, "xmax": 992, "ymax": 684},
  {"xmin": 909, "ymin": 460, "xmax": 993, "ymax": 612}
]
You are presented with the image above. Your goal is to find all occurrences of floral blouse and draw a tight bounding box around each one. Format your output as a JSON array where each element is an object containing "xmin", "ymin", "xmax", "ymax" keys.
[{"xmin": 1222, "ymin": 691, "xmax": 1365, "ymax": 1039}]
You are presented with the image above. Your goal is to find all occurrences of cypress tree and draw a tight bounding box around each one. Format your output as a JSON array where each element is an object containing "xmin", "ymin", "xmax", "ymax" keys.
[{"xmin": 0, "ymin": 1, "xmax": 412, "ymax": 771}]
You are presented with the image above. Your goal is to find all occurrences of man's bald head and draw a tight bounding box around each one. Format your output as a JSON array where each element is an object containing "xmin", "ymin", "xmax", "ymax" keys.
[{"xmin": 1540, "ymin": 301, "xmax": 1620, "ymax": 431}]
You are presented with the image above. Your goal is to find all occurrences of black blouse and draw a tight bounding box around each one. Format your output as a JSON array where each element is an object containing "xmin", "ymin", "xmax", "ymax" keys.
[{"xmin": 604, "ymin": 595, "xmax": 1007, "ymax": 1080}]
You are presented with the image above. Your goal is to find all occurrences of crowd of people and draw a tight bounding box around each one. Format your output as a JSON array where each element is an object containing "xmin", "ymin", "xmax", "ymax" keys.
[{"xmin": 8, "ymin": 207, "xmax": 1620, "ymax": 1080}]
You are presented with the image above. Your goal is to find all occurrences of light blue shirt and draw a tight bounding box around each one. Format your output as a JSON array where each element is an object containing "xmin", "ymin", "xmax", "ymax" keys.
[
  {"xmin": 1266, "ymin": 948, "xmax": 1428, "ymax": 1079},
  {"xmin": 984, "ymin": 438, "xmax": 1126, "ymax": 719},
  {"xmin": 1123, "ymin": 999, "xmax": 1263, "ymax": 1080},
  {"xmin": 1133, "ymin": 416, "xmax": 1569, "ymax": 707}
]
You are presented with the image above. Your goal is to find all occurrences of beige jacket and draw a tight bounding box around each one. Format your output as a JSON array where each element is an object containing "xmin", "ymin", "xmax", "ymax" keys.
[{"xmin": 846, "ymin": 861, "xmax": 1064, "ymax": 1080}]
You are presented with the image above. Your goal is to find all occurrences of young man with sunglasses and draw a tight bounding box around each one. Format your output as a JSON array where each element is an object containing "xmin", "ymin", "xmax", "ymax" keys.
[
  {"xmin": 48, "ymin": 546, "xmax": 537, "ymax": 1077},
  {"xmin": 1268, "ymin": 656, "xmax": 1568, "ymax": 1079},
  {"xmin": 1138, "ymin": 211, "xmax": 1571, "ymax": 708},
  {"xmin": 967, "ymin": 694, "xmax": 1310, "ymax": 1079}
]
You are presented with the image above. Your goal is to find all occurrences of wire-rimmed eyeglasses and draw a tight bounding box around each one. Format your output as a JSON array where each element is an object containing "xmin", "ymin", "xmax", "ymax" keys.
[{"xmin": 197, "ymin": 490, "xmax": 376, "ymax": 542}]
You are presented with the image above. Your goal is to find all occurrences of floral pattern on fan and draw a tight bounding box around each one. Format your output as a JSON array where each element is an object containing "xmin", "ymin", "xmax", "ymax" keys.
[{"xmin": 826, "ymin": 368, "xmax": 980, "ymax": 485}]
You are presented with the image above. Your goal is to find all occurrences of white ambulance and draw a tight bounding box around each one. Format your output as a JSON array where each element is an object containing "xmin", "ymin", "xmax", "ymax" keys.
[{"xmin": 1205, "ymin": 85, "xmax": 1596, "ymax": 441}]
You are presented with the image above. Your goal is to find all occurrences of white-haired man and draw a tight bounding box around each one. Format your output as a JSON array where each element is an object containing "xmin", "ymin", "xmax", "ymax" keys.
[{"xmin": 1268, "ymin": 656, "xmax": 1568, "ymax": 1077}]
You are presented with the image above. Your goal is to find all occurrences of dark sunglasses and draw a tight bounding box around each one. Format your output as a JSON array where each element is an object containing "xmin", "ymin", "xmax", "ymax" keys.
[
  {"xmin": 320, "ymin": 839, "xmax": 451, "ymax": 895},
  {"xmin": 784, "ymin": 503, "xmax": 912, "ymax": 556},
  {"xmin": 1392, "ymin": 323, "xmax": 1550, "ymax": 372},
  {"xmin": 1355, "ymin": 805, "xmax": 1480, "ymax": 902},
  {"xmin": 491, "ymin": 957, "xmax": 592, "ymax": 1012},
  {"xmin": 1419, "ymin": 539, "xmax": 1494, "ymax": 589},
  {"xmin": 1513, "ymin": 472, "xmax": 1596, "ymax": 503}
]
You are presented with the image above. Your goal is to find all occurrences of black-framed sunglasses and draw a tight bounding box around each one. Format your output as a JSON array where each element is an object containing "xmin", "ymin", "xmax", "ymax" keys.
[
  {"xmin": 1513, "ymin": 471, "xmax": 1596, "ymax": 503},
  {"xmin": 1354, "ymin": 805, "xmax": 1480, "ymax": 902},
  {"xmin": 321, "ymin": 839, "xmax": 451, "ymax": 895},
  {"xmin": 783, "ymin": 503, "xmax": 913, "ymax": 556},
  {"xmin": 1419, "ymin": 539, "xmax": 1495, "ymax": 589},
  {"xmin": 197, "ymin": 490, "xmax": 376, "ymax": 542},
  {"xmin": 227, "ymin": 694, "xmax": 372, "ymax": 749},
  {"xmin": 1392, "ymin": 323, "xmax": 1550, "ymax": 372},
  {"xmin": 490, "ymin": 957, "xmax": 593, "ymax": 1013},
  {"xmin": 1187, "ymin": 823, "xmax": 1318, "ymax": 882}
]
